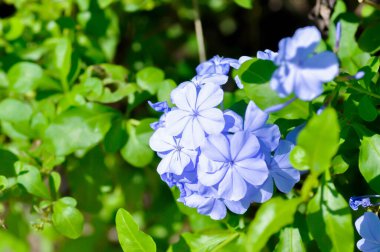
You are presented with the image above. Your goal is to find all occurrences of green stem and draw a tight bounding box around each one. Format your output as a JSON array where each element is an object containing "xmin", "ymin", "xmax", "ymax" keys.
[
  {"xmin": 346, "ymin": 84, "xmax": 380, "ymax": 100},
  {"xmin": 192, "ymin": 0, "xmax": 206, "ymax": 62}
]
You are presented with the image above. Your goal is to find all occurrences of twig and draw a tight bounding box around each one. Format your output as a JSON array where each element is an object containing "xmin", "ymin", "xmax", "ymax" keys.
[{"xmin": 192, "ymin": 0, "xmax": 206, "ymax": 62}]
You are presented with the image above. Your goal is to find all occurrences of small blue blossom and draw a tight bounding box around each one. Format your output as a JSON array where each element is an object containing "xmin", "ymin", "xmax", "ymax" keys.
[
  {"xmin": 257, "ymin": 49, "xmax": 278, "ymax": 61},
  {"xmin": 148, "ymin": 101, "xmax": 170, "ymax": 113},
  {"xmin": 355, "ymin": 212, "xmax": 380, "ymax": 251},
  {"xmin": 149, "ymin": 128, "xmax": 198, "ymax": 175},
  {"xmin": 166, "ymin": 83, "xmax": 225, "ymax": 149},
  {"xmin": 198, "ymin": 131, "xmax": 269, "ymax": 201},
  {"xmin": 349, "ymin": 195, "xmax": 380, "ymax": 211},
  {"xmin": 196, "ymin": 55, "xmax": 239, "ymax": 76},
  {"xmin": 260, "ymin": 26, "xmax": 339, "ymax": 101}
]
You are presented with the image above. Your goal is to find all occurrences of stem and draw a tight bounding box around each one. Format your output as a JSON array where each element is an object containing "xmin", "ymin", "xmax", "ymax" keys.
[
  {"xmin": 346, "ymin": 84, "xmax": 380, "ymax": 100},
  {"xmin": 192, "ymin": 0, "xmax": 206, "ymax": 62}
]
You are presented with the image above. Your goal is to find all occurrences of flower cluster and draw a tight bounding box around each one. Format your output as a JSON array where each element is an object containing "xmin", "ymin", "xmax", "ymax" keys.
[
  {"xmin": 350, "ymin": 195, "xmax": 380, "ymax": 251},
  {"xmin": 257, "ymin": 26, "xmax": 339, "ymax": 101},
  {"xmin": 149, "ymin": 55, "xmax": 300, "ymax": 219}
]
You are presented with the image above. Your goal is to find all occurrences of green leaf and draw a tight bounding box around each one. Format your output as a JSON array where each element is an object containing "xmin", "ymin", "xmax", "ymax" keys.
[
  {"xmin": 234, "ymin": 0, "xmax": 253, "ymax": 9},
  {"xmin": 358, "ymin": 95, "xmax": 377, "ymax": 122},
  {"xmin": 104, "ymin": 118, "xmax": 128, "ymax": 153},
  {"xmin": 182, "ymin": 230, "xmax": 239, "ymax": 252},
  {"xmin": 136, "ymin": 67, "xmax": 165, "ymax": 94},
  {"xmin": 49, "ymin": 171, "xmax": 61, "ymax": 199},
  {"xmin": 16, "ymin": 163, "xmax": 50, "ymax": 199},
  {"xmin": 0, "ymin": 230, "xmax": 29, "ymax": 252},
  {"xmin": 121, "ymin": 119, "xmax": 155, "ymax": 168},
  {"xmin": 331, "ymin": 155, "xmax": 349, "ymax": 174},
  {"xmin": 0, "ymin": 175, "xmax": 8, "ymax": 192},
  {"xmin": 236, "ymin": 58, "xmax": 276, "ymax": 86},
  {"xmin": 54, "ymin": 38, "xmax": 72, "ymax": 87},
  {"xmin": 290, "ymin": 108, "xmax": 340, "ymax": 175},
  {"xmin": 358, "ymin": 22, "xmax": 380, "ymax": 53},
  {"xmin": 157, "ymin": 79, "xmax": 176, "ymax": 105},
  {"xmin": 0, "ymin": 149, "xmax": 18, "ymax": 177},
  {"xmin": 44, "ymin": 103, "xmax": 119, "ymax": 156},
  {"xmin": 245, "ymin": 83, "xmax": 309, "ymax": 119},
  {"xmin": 0, "ymin": 98, "xmax": 33, "ymax": 123},
  {"xmin": 306, "ymin": 180, "xmax": 354, "ymax": 252},
  {"xmin": 274, "ymin": 226, "xmax": 306, "ymax": 252},
  {"xmin": 246, "ymin": 197, "xmax": 301, "ymax": 252},
  {"xmin": 116, "ymin": 208, "xmax": 156, "ymax": 252},
  {"xmin": 7, "ymin": 62, "xmax": 44, "ymax": 93},
  {"xmin": 52, "ymin": 198, "xmax": 84, "ymax": 239},
  {"xmin": 359, "ymin": 134, "xmax": 380, "ymax": 193}
]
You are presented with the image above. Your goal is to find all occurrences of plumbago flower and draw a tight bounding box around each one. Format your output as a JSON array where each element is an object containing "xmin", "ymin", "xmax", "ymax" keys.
[
  {"xmin": 355, "ymin": 212, "xmax": 380, "ymax": 251},
  {"xmin": 257, "ymin": 26, "xmax": 339, "ymax": 101},
  {"xmin": 149, "ymin": 55, "xmax": 301, "ymax": 220}
]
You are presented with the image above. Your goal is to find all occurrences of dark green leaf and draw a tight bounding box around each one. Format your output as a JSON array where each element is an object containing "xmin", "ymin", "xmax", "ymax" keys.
[
  {"xmin": 104, "ymin": 119, "xmax": 128, "ymax": 152},
  {"xmin": 0, "ymin": 149, "xmax": 18, "ymax": 177},
  {"xmin": 234, "ymin": 0, "xmax": 253, "ymax": 9},
  {"xmin": 116, "ymin": 208, "xmax": 156, "ymax": 252},
  {"xmin": 358, "ymin": 95, "xmax": 377, "ymax": 122},
  {"xmin": 358, "ymin": 22, "xmax": 380, "ymax": 53},
  {"xmin": 236, "ymin": 58, "xmax": 276, "ymax": 86}
]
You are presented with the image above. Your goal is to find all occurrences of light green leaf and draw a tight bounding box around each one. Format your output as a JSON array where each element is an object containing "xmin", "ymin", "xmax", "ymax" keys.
[
  {"xmin": 7, "ymin": 62, "xmax": 43, "ymax": 93},
  {"xmin": 121, "ymin": 119, "xmax": 155, "ymax": 168},
  {"xmin": 0, "ymin": 98, "xmax": 33, "ymax": 123},
  {"xmin": 246, "ymin": 197, "xmax": 301, "ymax": 252},
  {"xmin": 182, "ymin": 230, "xmax": 239, "ymax": 252},
  {"xmin": 136, "ymin": 67, "xmax": 165, "ymax": 94},
  {"xmin": 44, "ymin": 103, "xmax": 119, "ymax": 156},
  {"xmin": 0, "ymin": 230, "xmax": 29, "ymax": 252},
  {"xmin": 0, "ymin": 176, "xmax": 8, "ymax": 192},
  {"xmin": 331, "ymin": 155, "xmax": 349, "ymax": 174},
  {"xmin": 52, "ymin": 198, "xmax": 84, "ymax": 239},
  {"xmin": 157, "ymin": 79, "xmax": 176, "ymax": 105},
  {"xmin": 16, "ymin": 163, "xmax": 50, "ymax": 199},
  {"xmin": 116, "ymin": 208, "xmax": 156, "ymax": 252},
  {"xmin": 306, "ymin": 180, "xmax": 354, "ymax": 252},
  {"xmin": 274, "ymin": 226, "xmax": 306, "ymax": 252},
  {"xmin": 359, "ymin": 134, "xmax": 380, "ymax": 193},
  {"xmin": 54, "ymin": 38, "xmax": 72, "ymax": 87},
  {"xmin": 290, "ymin": 108, "xmax": 340, "ymax": 175},
  {"xmin": 234, "ymin": 0, "xmax": 253, "ymax": 9}
]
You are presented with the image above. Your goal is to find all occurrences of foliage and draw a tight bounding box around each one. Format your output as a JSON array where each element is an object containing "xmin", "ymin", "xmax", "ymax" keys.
[{"xmin": 0, "ymin": 0, "xmax": 379, "ymax": 251}]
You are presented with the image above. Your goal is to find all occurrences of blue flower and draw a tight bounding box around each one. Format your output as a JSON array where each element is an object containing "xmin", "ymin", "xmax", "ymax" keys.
[
  {"xmin": 257, "ymin": 49, "xmax": 278, "ymax": 61},
  {"xmin": 355, "ymin": 212, "xmax": 380, "ymax": 251},
  {"xmin": 198, "ymin": 131, "xmax": 269, "ymax": 201},
  {"xmin": 149, "ymin": 128, "xmax": 198, "ymax": 176},
  {"xmin": 349, "ymin": 195, "xmax": 380, "ymax": 211},
  {"xmin": 165, "ymin": 83, "xmax": 225, "ymax": 149},
  {"xmin": 196, "ymin": 55, "xmax": 239, "ymax": 76},
  {"xmin": 259, "ymin": 26, "xmax": 339, "ymax": 101},
  {"xmin": 148, "ymin": 101, "xmax": 171, "ymax": 130}
]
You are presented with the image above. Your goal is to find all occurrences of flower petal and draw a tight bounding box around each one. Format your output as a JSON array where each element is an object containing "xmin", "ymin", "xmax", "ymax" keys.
[
  {"xmin": 198, "ymin": 108, "xmax": 225, "ymax": 135},
  {"xmin": 218, "ymin": 168, "xmax": 247, "ymax": 201},
  {"xmin": 171, "ymin": 83, "xmax": 197, "ymax": 111},
  {"xmin": 165, "ymin": 110, "xmax": 192, "ymax": 136},
  {"xmin": 201, "ymin": 133, "xmax": 230, "ymax": 162},
  {"xmin": 198, "ymin": 155, "xmax": 228, "ymax": 186},
  {"xmin": 244, "ymin": 101, "xmax": 268, "ymax": 132},
  {"xmin": 234, "ymin": 158, "xmax": 269, "ymax": 186},
  {"xmin": 355, "ymin": 212, "xmax": 380, "ymax": 243},
  {"xmin": 223, "ymin": 110, "xmax": 243, "ymax": 133},
  {"xmin": 149, "ymin": 128, "xmax": 176, "ymax": 152},
  {"xmin": 301, "ymin": 51, "xmax": 339, "ymax": 83},
  {"xmin": 180, "ymin": 117, "xmax": 206, "ymax": 149},
  {"xmin": 254, "ymin": 124, "xmax": 281, "ymax": 152},
  {"xmin": 230, "ymin": 131, "xmax": 260, "ymax": 161},
  {"xmin": 196, "ymin": 83, "xmax": 224, "ymax": 110}
]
